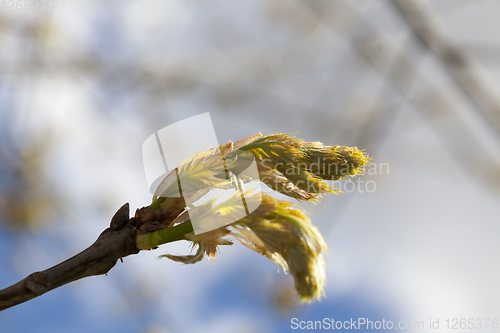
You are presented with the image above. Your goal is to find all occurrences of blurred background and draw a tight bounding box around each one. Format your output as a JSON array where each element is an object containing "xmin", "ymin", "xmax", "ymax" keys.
[{"xmin": 2, "ymin": 0, "xmax": 500, "ymax": 332}]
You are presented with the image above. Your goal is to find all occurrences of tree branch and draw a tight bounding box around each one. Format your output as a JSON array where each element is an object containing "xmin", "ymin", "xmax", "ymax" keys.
[{"xmin": 0, "ymin": 203, "xmax": 140, "ymax": 311}]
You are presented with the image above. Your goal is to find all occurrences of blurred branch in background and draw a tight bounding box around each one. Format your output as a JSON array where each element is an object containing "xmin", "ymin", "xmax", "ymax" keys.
[
  {"xmin": 393, "ymin": 0, "xmax": 500, "ymax": 140},
  {"xmin": 285, "ymin": 0, "xmax": 402, "ymax": 152},
  {"xmin": 3, "ymin": 1, "xmax": 500, "ymax": 153},
  {"xmin": 260, "ymin": 0, "xmax": 500, "ymax": 191},
  {"xmin": 341, "ymin": 1, "xmax": 500, "ymax": 190}
]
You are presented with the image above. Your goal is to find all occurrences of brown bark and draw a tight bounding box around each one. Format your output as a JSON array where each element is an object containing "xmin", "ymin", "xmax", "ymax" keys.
[{"xmin": 0, "ymin": 203, "xmax": 140, "ymax": 311}]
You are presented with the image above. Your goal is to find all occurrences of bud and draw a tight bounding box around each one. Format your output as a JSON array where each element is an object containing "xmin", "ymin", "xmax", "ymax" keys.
[
  {"xmin": 134, "ymin": 132, "xmax": 370, "ymax": 302},
  {"xmin": 232, "ymin": 195, "xmax": 327, "ymax": 301},
  {"xmin": 299, "ymin": 143, "xmax": 370, "ymax": 180}
]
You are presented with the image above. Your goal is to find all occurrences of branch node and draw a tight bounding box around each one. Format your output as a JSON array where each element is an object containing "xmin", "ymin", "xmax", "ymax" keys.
[
  {"xmin": 26, "ymin": 272, "xmax": 48, "ymax": 295},
  {"xmin": 110, "ymin": 203, "xmax": 130, "ymax": 231}
]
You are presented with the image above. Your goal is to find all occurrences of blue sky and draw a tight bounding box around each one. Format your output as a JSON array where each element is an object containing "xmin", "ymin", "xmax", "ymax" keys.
[{"xmin": 2, "ymin": 1, "xmax": 500, "ymax": 332}]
